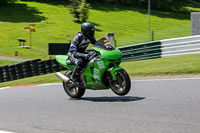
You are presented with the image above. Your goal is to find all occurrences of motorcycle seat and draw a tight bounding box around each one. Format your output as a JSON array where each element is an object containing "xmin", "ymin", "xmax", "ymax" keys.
[{"xmin": 66, "ymin": 60, "xmax": 74, "ymax": 65}]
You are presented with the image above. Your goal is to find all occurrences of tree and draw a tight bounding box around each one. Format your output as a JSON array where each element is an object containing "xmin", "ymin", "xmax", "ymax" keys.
[
  {"xmin": 80, "ymin": 0, "xmax": 90, "ymax": 23},
  {"xmin": 0, "ymin": 0, "xmax": 17, "ymax": 3},
  {"xmin": 69, "ymin": 0, "xmax": 81, "ymax": 22},
  {"xmin": 69, "ymin": 0, "xmax": 90, "ymax": 23}
]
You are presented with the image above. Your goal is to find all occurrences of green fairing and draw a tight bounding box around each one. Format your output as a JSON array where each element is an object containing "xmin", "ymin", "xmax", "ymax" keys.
[
  {"xmin": 84, "ymin": 59, "xmax": 109, "ymax": 90},
  {"xmin": 93, "ymin": 47, "xmax": 122, "ymax": 60},
  {"xmin": 92, "ymin": 47, "xmax": 122, "ymax": 81},
  {"xmin": 56, "ymin": 55, "xmax": 75, "ymax": 70}
]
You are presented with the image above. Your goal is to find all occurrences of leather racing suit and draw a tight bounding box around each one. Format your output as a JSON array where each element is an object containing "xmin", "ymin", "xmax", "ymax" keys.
[{"xmin": 68, "ymin": 32, "xmax": 95, "ymax": 83}]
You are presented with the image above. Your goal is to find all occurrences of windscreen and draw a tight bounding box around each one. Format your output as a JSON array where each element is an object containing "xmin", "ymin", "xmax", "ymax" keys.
[{"xmin": 93, "ymin": 37, "xmax": 115, "ymax": 51}]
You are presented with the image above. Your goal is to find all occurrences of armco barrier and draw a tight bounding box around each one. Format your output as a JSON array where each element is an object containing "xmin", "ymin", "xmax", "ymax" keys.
[
  {"xmin": 119, "ymin": 35, "xmax": 200, "ymax": 62},
  {"xmin": 160, "ymin": 35, "xmax": 200, "ymax": 57},
  {"xmin": 118, "ymin": 41, "xmax": 162, "ymax": 61}
]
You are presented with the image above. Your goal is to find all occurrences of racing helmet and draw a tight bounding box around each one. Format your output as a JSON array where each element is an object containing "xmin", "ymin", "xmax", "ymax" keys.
[{"xmin": 81, "ymin": 22, "xmax": 96, "ymax": 44}]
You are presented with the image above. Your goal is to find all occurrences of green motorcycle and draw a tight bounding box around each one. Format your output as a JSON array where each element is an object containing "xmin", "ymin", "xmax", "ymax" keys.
[{"xmin": 55, "ymin": 37, "xmax": 131, "ymax": 98}]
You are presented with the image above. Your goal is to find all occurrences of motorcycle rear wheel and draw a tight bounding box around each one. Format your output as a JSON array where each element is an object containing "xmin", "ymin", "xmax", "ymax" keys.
[
  {"xmin": 109, "ymin": 68, "xmax": 131, "ymax": 96},
  {"xmin": 63, "ymin": 82, "xmax": 85, "ymax": 98},
  {"xmin": 63, "ymin": 72, "xmax": 85, "ymax": 98}
]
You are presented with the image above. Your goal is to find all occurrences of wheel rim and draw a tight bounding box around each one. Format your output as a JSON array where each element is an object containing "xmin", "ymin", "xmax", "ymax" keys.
[
  {"xmin": 111, "ymin": 71, "xmax": 126, "ymax": 94},
  {"xmin": 63, "ymin": 81, "xmax": 79, "ymax": 96}
]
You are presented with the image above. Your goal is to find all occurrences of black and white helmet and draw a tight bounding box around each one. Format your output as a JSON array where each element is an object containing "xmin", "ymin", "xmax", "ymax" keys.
[{"xmin": 81, "ymin": 22, "xmax": 96, "ymax": 44}]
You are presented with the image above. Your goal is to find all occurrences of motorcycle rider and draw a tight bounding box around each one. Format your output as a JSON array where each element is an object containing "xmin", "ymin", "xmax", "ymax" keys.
[{"xmin": 68, "ymin": 22, "xmax": 96, "ymax": 84}]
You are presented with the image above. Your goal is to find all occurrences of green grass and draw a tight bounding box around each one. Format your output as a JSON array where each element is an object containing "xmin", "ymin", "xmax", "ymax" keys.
[
  {"xmin": 0, "ymin": 0, "xmax": 196, "ymax": 60},
  {"xmin": 121, "ymin": 54, "xmax": 200, "ymax": 75},
  {"xmin": 0, "ymin": 59, "xmax": 18, "ymax": 66}
]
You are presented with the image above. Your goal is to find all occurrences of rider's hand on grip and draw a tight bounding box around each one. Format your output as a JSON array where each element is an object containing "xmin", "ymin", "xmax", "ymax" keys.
[{"xmin": 88, "ymin": 51, "xmax": 96, "ymax": 60}]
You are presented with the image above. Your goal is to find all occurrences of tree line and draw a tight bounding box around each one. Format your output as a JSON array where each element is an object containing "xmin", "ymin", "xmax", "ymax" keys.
[
  {"xmin": 70, "ymin": 0, "xmax": 186, "ymax": 23},
  {"xmin": 0, "ymin": 0, "xmax": 17, "ymax": 3},
  {"xmin": 1, "ymin": 0, "xmax": 189, "ymax": 11},
  {"xmin": 87, "ymin": 0, "xmax": 184, "ymax": 11},
  {"xmin": 1, "ymin": 0, "xmax": 194, "ymax": 23}
]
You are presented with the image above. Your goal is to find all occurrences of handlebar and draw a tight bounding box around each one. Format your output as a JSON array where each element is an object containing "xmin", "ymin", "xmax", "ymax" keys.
[{"xmin": 88, "ymin": 51, "xmax": 97, "ymax": 61}]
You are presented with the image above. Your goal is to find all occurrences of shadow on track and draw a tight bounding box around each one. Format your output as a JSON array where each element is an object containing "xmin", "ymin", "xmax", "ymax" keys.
[{"xmin": 70, "ymin": 96, "xmax": 145, "ymax": 102}]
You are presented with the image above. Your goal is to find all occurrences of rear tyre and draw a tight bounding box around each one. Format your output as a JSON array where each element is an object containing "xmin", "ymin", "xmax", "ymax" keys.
[
  {"xmin": 63, "ymin": 71, "xmax": 85, "ymax": 98},
  {"xmin": 109, "ymin": 68, "xmax": 131, "ymax": 96}
]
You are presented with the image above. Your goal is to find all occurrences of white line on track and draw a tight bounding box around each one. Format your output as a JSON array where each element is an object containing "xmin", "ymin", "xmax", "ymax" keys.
[
  {"xmin": 0, "ymin": 87, "xmax": 11, "ymax": 90},
  {"xmin": 36, "ymin": 78, "xmax": 200, "ymax": 84},
  {"xmin": 0, "ymin": 83, "xmax": 62, "ymax": 90},
  {"xmin": 35, "ymin": 83, "xmax": 61, "ymax": 87},
  {"xmin": 0, "ymin": 77, "xmax": 200, "ymax": 90},
  {"xmin": 133, "ymin": 77, "xmax": 200, "ymax": 82},
  {"xmin": 0, "ymin": 130, "xmax": 17, "ymax": 133}
]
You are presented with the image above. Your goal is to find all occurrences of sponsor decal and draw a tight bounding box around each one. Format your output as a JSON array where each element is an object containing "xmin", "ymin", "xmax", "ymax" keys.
[
  {"xmin": 97, "ymin": 60, "xmax": 105, "ymax": 69},
  {"xmin": 93, "ymin": 68, "xmax": 100, "ymax": 80}
]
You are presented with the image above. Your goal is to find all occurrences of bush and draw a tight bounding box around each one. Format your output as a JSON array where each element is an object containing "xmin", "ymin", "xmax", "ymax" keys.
[{"xmin": 69, "ymin": 0, "xmax": 90, "ymax": 23}]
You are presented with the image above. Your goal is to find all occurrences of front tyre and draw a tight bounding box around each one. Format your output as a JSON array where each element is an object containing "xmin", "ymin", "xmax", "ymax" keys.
[{"xmin": 109, "ymin": 68, "xmax": 131, "ymax": 96}]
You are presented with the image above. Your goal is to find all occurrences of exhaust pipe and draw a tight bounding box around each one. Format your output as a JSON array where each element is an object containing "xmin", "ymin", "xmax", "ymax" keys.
[{"xmin": 56, "ymin": 72, "xmax": 70, "ymax": 83}]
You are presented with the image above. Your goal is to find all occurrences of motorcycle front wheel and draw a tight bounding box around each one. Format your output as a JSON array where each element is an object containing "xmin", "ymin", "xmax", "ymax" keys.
[
  {"xmin": 109, "ymin": 68, "xmax": 131, "ymax": 96},
  {"xmin": 63, "ymin": 72, "xmax": 85, "ymax": 98}
]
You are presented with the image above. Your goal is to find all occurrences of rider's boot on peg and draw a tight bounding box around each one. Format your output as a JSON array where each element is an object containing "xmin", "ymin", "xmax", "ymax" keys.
[{"xmin": 72, "ymin": 65, "xmax": 82, "ymax": 85}]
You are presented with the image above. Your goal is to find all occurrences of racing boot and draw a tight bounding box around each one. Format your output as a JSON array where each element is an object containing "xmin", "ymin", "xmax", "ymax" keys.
[
  {"xmin": 72, "ymin": 65, "xmax": 82, "ymax": 85},
  {"xmin": 72, "ymin": 73, "xmax": 80, "ymax": 85}
]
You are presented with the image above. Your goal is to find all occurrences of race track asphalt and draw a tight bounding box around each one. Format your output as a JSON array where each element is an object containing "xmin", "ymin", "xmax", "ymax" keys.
[{"xmin": 0, "ymin": 78, "xmax": 200, "ymax": 133}]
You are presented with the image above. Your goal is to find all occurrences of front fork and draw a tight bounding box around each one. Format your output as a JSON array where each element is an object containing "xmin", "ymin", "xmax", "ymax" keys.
[{"xmin": 108, "ymin": 66, "xmax": 122, "ymax": 81}]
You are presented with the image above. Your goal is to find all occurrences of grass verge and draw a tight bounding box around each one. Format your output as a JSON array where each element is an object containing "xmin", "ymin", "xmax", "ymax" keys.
[
  {"xmin": 121, "ymin": 54, "xmax": 200, "ymax": 75},
  {"xmin": 0, "ymin": 73, "xmax": 61, "ymax": 88},
  {"xmin": 0, "ymin": 59, "xmax": 19, "ymax": 66}
]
